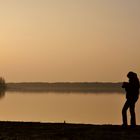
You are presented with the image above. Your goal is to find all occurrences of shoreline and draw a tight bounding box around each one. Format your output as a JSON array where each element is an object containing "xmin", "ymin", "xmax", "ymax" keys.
[{"xmin": 0, "ymin": 121, "xmax": 140, "ymax": 139}]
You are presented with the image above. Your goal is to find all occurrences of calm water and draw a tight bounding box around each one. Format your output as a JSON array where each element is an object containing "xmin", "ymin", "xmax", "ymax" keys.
[{"xmin": 0, "ymin": 91, "xmax": 140, "ymax": 124}]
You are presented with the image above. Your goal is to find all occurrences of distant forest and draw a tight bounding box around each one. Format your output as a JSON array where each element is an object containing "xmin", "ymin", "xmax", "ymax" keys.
[{"xmin": 6, "ymin": 82, "xmax": 124, "ymax": 93}]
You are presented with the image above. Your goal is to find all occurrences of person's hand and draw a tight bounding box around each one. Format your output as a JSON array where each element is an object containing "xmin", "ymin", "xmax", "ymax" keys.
[{"xmin": 122, "ymin": 82, "xmax": 128, "ymax": 88}]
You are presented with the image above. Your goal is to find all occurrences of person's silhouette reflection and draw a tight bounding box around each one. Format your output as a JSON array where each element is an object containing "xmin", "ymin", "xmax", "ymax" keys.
[{"xmin": 122, "ymin": 72, "xmax": 140, "ymax": 128}]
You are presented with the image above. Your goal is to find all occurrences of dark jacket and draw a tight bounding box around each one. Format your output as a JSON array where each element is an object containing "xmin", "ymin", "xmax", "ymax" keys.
[{"xmin": 122, "ymin": 79, "xmax": 140, "ymax": 100}]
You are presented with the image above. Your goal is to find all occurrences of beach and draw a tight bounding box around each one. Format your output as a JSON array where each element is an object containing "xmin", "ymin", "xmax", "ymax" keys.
[{"xmin": 0, "ymin": 121, "xmax": 139, "ymax": 140}]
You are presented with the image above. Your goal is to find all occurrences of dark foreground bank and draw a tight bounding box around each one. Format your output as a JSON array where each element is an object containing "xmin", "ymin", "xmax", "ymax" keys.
[{"xmin": 0, "ymin": 122, "xmax": 140, "ymax": 140}]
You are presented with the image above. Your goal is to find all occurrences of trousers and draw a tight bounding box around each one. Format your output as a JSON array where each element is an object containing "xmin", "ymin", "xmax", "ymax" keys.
[{"xmin": 122, "ymin": 98, "xmax": 138, "ymax": 126}]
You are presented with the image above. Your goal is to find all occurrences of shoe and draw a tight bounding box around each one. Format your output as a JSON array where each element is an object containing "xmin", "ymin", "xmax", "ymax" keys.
[
  {"xmin": 122, "ymin": 124, "xmax": 128, "ymax": 128},
  {"xmin": 130, "ymin": 125, "xmax": 136, "ymax": 128}
]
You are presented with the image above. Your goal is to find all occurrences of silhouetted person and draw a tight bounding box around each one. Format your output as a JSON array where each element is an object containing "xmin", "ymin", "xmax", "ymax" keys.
[{"xmin": 122, "ymin": 71, "xmax": 140, "ymax": 128}]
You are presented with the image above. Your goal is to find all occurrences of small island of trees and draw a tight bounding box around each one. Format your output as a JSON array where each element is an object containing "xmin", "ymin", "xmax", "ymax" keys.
[{"xmin": 0, "ymin": 77, "xmax": 6, "ymax": 90}]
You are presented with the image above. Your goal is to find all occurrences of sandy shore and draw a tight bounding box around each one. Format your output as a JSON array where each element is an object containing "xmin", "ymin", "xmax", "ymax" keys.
[{"xmin": 0, "ymin": 121, "xmax": 139, "ymax": 140}]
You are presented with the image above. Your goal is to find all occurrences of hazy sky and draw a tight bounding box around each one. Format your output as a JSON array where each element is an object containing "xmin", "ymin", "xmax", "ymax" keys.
[{"xmin": 0, "ymin": 0, "xmax": 140, "ymax": 82}]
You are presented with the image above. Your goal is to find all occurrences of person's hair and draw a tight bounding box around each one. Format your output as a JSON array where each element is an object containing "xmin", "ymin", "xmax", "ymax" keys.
[{"xmin": 127, "ymin": 71, "xmax": 137, "ymax": 79}]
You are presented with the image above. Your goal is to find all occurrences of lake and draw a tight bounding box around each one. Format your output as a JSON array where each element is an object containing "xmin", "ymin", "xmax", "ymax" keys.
[{"xmin": 0, "ymin": 91, "xmax": 140, "ymax": 125}]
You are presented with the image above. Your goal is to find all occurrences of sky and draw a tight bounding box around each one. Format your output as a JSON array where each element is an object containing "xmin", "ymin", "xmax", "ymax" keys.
[{"xmin": 0, "ymin": 0, "xmax": 140, "ymax": 82}]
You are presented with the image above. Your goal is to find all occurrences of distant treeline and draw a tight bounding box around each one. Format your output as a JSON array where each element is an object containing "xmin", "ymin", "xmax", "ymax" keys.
[{"xmin": 6, "ymin": 82, "xmax": 125, "ymax": 93}]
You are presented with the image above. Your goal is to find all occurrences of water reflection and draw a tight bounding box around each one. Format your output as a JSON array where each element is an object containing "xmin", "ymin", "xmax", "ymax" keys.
[
  {"xmin": 7, "ymin": 90, "xmax": 125, "ymax": 94},
  {"xmin": 0, "ymin": 91, "xmax": 127, "ymax": 124},
  {"xmin": 0, "ymin": 89, "xmax": 6, "ymax": 99}
]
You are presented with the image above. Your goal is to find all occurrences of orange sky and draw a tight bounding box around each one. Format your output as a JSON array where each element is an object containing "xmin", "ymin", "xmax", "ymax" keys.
[{"xmin": 0, "ymin": 0, "xmax": 140, "ymax": 82}]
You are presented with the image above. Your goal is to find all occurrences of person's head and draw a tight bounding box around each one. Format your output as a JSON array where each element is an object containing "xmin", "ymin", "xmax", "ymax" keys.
[{"xmin": 127, "ymin": 71, "xmax": 137, "ymax": 79}]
